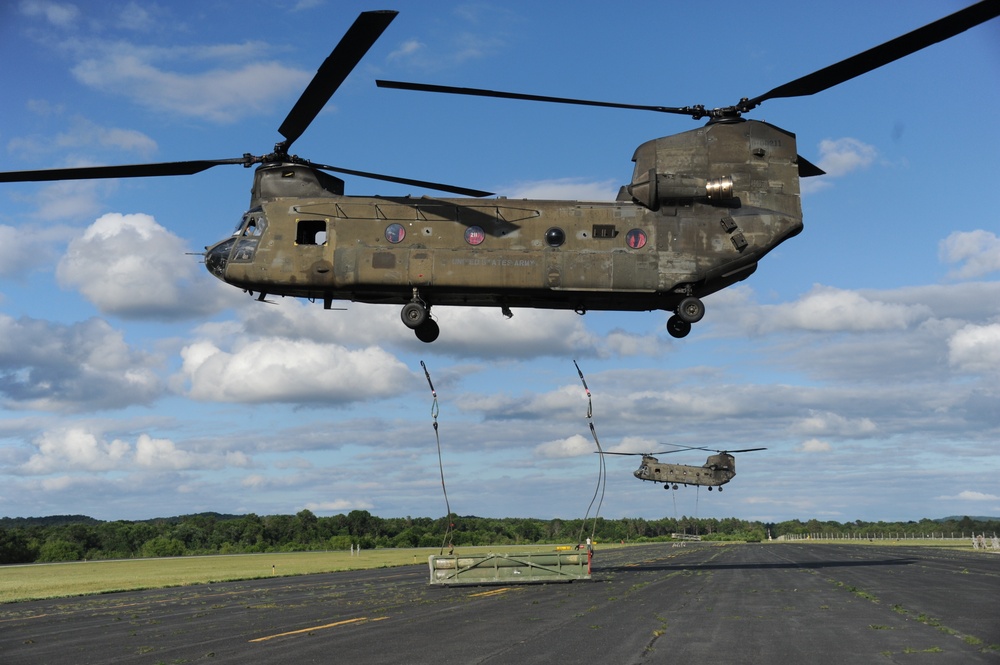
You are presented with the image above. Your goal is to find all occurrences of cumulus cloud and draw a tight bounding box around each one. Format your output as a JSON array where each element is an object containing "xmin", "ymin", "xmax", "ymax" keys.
[
  {"xmin": 940, "ymin": 230, "xmax": 1000, "ymax": 279},
  {"xmin": 743, "ymin": 285, "xmax": 929, "ymax": 334},
  {"xmin": 791, "ymin": 411, "xmax": 877, "ymax": 437},
  {"xmin": 20, "ymin": 427, "xmax": 250, "ymax": 475},
  {"xmin": 0, "ymin": 315, "xmax": 162, "ymax": 412},
  {"xmin": 948, "ymin": 323, "xmax": 1000, "ymax": 373},
  {"xmin": 178, "ymin": 337, "xmax": 413, "ymax": 404},
  {"xmin": 800, "ymin": 137, "xmax": 877, "ymax": 194},
  {"xmin": 797, "ymin": 439, "xmax": 832, "ymax": 453},
  {"xmin": 534, "ymin": 433, "xmax": 593, "ymax": 458},
  {"xmin": 23, "ymin": 427, "xmax": 129, "ymax": 474},
  {"xmin": 57, "ymin": 212, "xmax": 235, "ymax": 320}
]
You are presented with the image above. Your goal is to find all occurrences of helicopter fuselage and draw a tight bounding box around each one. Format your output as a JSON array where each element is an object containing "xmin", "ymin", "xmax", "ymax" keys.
[
  {"xmin": 634, "ymin": 452, "xmax": 738, "ymax": 488},
  {"xmin": 204, "ymin": 119, "xmax": 805, "ymax": 338}
]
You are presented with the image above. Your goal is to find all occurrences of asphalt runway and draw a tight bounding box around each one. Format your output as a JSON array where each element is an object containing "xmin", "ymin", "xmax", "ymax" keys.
[{"xmin": 1, "ymin": 543, "xmax": 997, "ymax": 664}]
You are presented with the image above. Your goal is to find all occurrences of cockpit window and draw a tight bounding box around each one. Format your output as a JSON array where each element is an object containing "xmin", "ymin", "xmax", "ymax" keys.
[{"xmin": 233, "ymin": 207, "xmax": 265, "ymax": 236}]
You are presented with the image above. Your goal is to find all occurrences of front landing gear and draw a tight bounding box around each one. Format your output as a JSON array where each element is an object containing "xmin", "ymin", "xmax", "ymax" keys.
[
  {"xmin": 666, "ymin": 296, "xmax": 705, "ymax": 339},
  {"xmin": 401, "ymin": 290, "xmax": 439, "ymax": 343}
]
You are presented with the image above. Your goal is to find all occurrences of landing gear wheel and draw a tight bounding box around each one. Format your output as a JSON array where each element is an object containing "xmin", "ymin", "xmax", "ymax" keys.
[
  {"xmin": 666, "ymin": 315, "xmax": 691, "ymax": 339},
  {"xmin": 415, "ymin": 318, "xmax": 440, "ymax": 343},
  {"xmin": 676, "ymin": 296, "xmax": 705, "ymax": 323},
  {"xmin": 401, "ymin": 302, "xmax": 428, "ymax": 329},
  {"xmin": 718, "ymin": 486, "xmax": 723, "ymax": 492},
  {"xmin": 708, "ymin": 486, "xmax": 713, "ymax": 491}
]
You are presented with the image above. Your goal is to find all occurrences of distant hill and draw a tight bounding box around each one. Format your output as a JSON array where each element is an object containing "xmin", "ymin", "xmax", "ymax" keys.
[
  {"xmin": 0, "ymin": 515, "xmax": 99, "ymax": 528},
  {"xmin": 938, "ymin": 516, "xmax": 1000, "ymax": 523},
  {"xmin": 0, "ymin": 512, "xmax": 244, "ymax": 528}
]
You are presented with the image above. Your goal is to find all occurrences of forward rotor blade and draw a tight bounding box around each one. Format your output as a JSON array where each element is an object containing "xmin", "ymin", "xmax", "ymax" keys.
[
  {"xmin": 278, "ymin": 10, "xmax": 398, "ymax": 149},
  {"xmin": 307, "ymin": 161, "xmax": 493, "ymax": 198},
  {"xmin": 744, "ymin": 0, "xmax": 1000, "ymax": 110},
  {"xmin": 0, "ymin": 158, "xmax": 247, "ymax": 183},
  {"xmin": 377, "ymin": 80, "xmax": 703, "ymax": 117}
]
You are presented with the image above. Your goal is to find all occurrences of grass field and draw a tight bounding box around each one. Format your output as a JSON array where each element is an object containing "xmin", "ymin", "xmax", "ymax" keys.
[{"xmin": 1, "ymin": 540, "xmax": 988, "ymax": 604}]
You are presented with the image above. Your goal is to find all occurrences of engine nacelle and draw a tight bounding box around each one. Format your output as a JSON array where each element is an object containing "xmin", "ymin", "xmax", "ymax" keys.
[{"xmin": 627, "ymin": 168, "xmax": 734, "ymax": 211}]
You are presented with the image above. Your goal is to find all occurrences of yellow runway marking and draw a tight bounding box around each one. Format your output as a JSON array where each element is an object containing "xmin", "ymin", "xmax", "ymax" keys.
[
  {"xmin": 468, "ymin": 588, "xmax": 511, "ymax": 598},
  {"xmin": 250, "ymin": 616, "xmax": 388, "ymax": 642}
]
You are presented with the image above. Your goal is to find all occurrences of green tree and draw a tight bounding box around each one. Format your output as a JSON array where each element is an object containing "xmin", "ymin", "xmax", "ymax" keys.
[{"xmin": 37, "ymin": 539, "xmax": 84, "ymax": 562}]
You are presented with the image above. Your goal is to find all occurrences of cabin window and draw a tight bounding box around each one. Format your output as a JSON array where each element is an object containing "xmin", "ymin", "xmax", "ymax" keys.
[
  {"xmin": 297, "ymin": 219, "xmax": 327, "ymax": 245},
  {"xmin": 625, "ymin": 228, "xmax": 647, "ymax": 249},
  {"xmin": 465, "ymin": 226, "xmax": 485, "ymax": 246},
  {"xmin": 385, "ymin": 223, "xmax": 406, "ymax": 244},
  {"xmin": 545, "ymin": 227, "xmax": 565, "ymax": 247}
]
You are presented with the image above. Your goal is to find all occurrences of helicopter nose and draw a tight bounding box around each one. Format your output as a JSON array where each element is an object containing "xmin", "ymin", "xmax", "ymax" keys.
[{"xmin": 204, "ymin": 237, "xmax": 236, "ymax": 279}]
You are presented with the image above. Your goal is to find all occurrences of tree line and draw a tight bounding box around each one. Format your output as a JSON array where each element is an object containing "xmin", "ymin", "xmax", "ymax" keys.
[{"xmin": 0, "ymin": 511, "xmax": 997, "ymax": 564}]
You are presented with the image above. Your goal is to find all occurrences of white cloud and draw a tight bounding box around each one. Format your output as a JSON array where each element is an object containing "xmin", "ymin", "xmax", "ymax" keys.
[
  {"xmin": 178, "ymin": 337, "xmax": 412, "ymax": 404},
  {"xmin": 20, "ymin": 427, "xmax": 251, "ymax": 475},
  {"xmin": 23, "ymin": 428, "xmax": 130, "ymax": 474},
  {"xmin": 534, "ymin": 433, "xmax": 593, "ymax": 458},
  {"xmin": 791, "ymin": 412, "xmax": 877, "ymax": 437},
  {"xmin": 0, "ymin": 225, "xmax": 62, "ymax": 277},
  {"xmin": 797, "ymin": 439, "xmax": 832, "ymax": 453},
  {"xmin": 744, "ymin": 285, "xmax": 929, "ymax": 333},
  {"xmin": 0, "ymin": 315, "xmax": 162, "ymax": 412},
  {"xmin": 388, "ymin": 39, "xmax": 425, "ymax": 61},
  {"xmin": 504, "ymin": 178, "xmax": 620, "ymax": 201},
  {"xmin": 948, "ymin": 323, "xmax": 1000, "ymax": 373},
  {"xmin": 71, "ymin": 47, "xmax": 312, "ymax": 123},
  {"xmin": 940, "ymin": 230, "xmax": 1000, "ymax": 279},
  {"xmin": 57, "ymin": 212, "xmax": 235, "ymax": 320},
  {"xmin": 800, "ymin": 137, "xmax": 878, "ymax": 194},
  {"xmin": 19, "ymin": 0, "xmax": 80, "ymax": 28},
  {"xmin": 304, "ymin": 499, "xmax": 374, "ymax": 513},
  {"xmin": 938, "ymin": 490, "xmax": 1000, "ymax": 501}
]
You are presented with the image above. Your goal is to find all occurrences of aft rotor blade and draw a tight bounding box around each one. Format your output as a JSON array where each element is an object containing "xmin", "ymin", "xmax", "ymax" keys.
[
  {"xmin": 278, "ymin": 10, "xmax": 398, "ymax": 149},
  {"xmin": 307, "ymin": 161, "xmax": 493, "ymax": 198},
  {"xmin": 723, "ymin": 447, "xmax": 767, "ymax": 454},
  {"xmin": 0, "ymin": 158, "xmax": 247, "ymax": 183},
  {"xmin": 377, "ymin": 80, "xmax": 704, "ymax": 117},
  {"xmin": 743, "ymin": 0, "xmax": 1000, "ymax": 110}
]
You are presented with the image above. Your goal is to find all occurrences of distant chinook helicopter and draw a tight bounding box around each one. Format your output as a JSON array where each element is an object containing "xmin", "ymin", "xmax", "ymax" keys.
[
  {"xmin": 604, "ymin": 446, "xmax": 767, "ymax": 491},
  {"xmin": 1, "ymin": 4, "xmax": 998, "ymax": 343}
]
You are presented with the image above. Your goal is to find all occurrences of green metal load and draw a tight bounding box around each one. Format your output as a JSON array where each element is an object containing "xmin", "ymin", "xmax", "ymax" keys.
[{"xmin": 428, "ymin": 550, "xmax": 591, "ymax": 585}]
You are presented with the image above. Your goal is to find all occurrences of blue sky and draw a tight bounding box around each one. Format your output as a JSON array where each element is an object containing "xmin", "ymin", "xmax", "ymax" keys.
[{"xmin": 1, "ymin": 0, "xmax": 998, "ymax": 524}]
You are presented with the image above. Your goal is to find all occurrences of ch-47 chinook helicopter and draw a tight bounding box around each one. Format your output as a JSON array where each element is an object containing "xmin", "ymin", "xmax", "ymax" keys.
[
  {"xmin": 1, "ymin": 5, "xmax": 998, "ymax": 343},
  {"xmin": 604, "ymin": 446, "xmax": 767, "ymax": 491}
]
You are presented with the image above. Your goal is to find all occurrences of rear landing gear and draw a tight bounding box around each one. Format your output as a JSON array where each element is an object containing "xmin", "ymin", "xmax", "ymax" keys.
[
  {"xmin": 401, "ymin": 301, "xmax": 428, "ymax": 329},
  {"xmin": 401, "ymin": 290, "xmax": 439, "ymax": 343},
  {"xmin": 415, "ymin": 318, "xmax": 439, "ymax": 343},
  {"xmin": 666, "ymin": 296, "xmax": 704, "ymax": 339},
  {"xmin": 666, "ymin": 315, "xmax": 691, "ymax": 339}
]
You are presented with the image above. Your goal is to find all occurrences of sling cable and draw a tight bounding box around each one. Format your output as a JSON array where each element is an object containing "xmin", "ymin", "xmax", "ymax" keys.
[
  {"xmin": 421, "ymin": 361, "xmax": 454, "ymax": 554},
  {"xmin": 574, "ymin": 360, "xmax": 606, "ymax": 550}
]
